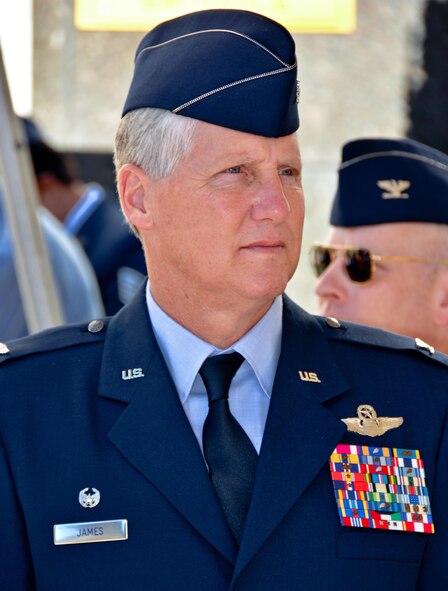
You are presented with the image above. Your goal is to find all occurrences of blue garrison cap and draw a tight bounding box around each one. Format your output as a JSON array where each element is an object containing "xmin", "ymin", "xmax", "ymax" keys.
[
  {"xmin": 122, "ymin": 9, "xmax": 299, "ymax": 137},
  {"xmin": 330, "ymin": 137, "xmax": 448, "ymax": 226}
]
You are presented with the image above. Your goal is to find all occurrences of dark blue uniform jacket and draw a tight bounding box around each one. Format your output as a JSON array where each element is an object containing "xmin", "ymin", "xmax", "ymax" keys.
[{"xmin": 0, "ymin": 290, "xmax": 447, "ymax": 590}]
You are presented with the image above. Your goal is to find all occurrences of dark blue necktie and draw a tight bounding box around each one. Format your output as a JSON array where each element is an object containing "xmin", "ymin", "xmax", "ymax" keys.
[{"xmin": 200, "ymin": 352, "xmax": 258, "ymax": 544}]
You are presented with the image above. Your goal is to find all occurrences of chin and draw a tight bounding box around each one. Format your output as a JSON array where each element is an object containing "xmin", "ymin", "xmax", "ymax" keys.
[{"xmin": 242, "ymin": 276, "xmax": 288, "ymax": 303}]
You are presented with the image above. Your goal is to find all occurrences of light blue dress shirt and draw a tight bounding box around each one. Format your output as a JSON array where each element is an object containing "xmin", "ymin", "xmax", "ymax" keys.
[{"xmin": 146, "ymin": 284, "xmax": 282, "ymax": 453}]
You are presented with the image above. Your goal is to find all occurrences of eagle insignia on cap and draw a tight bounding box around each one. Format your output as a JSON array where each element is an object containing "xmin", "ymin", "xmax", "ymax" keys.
[
  {"xmin": 342, "ymin": 404, "xmax": 403, "ymax": 437},
  {"xmin": 377, "ymin": 179, "xmax": 411, "ymax": 199}
]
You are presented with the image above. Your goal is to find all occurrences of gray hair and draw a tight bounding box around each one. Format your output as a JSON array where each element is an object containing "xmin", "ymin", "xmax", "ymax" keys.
[{"xmin": 114, "ymin": 108, "xmax": 198, "ymax": 180}]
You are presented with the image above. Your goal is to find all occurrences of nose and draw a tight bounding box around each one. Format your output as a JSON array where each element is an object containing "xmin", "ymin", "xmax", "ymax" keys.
[
  {"xmin": 314, "ymin": 256, "xmax": 347, "ymax": 309},
  {"xmin": 251, "ymin": 175, "xmax": 291, "ymax": 223}
]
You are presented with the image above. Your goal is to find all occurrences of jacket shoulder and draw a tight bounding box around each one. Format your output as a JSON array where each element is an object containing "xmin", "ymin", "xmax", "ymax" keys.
[
  {"xmin": 0, "ymin": 318, "xmax": 109, "ymax": 365},
  {"xmin": 315, "ymin": 315, "xmax": 448, "ymax": 368}
]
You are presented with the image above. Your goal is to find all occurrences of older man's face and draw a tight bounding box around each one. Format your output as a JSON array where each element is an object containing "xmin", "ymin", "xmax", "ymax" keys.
[
  {"xmin": 314, "ymin": 222, "xmax": 444, "ymax": 343},
  {"xmin": 143, "ymin": 120, "xmax": 304, "ymax": 312}
]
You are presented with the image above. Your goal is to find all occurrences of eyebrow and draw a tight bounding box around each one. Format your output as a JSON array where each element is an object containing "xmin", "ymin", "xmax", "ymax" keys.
[{"xmin": 212, "ymin": 154, "xmax": 302, "ymax": 168}]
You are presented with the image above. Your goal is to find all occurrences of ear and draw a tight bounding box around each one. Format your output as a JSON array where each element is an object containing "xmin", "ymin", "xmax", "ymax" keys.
[
  {"xmin": 117, "ymin": 163, "xmax": 154, "ymax": 231},
  {"xmin": 434, "ymin": 270, "xmax": 448, "ymax": 327}
]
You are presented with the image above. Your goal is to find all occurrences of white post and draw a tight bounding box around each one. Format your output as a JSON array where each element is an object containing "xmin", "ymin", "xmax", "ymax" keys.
[{"xmin": 0, "ymin": 43, "xmax": 63, "ymax": 334}]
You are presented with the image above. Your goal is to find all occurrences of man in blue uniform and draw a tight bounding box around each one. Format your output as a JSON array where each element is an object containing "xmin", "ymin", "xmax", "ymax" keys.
[
  {"xmin": 0, "ymin": 10, "xmax": 447, "ymax": 590},
  {"xmin": 311, "ymin": 137, "xmax": 448, "ymax": 353},
  {"xmin": 25, "ymin": 121, "xmax": 146, "ymax": 314}
]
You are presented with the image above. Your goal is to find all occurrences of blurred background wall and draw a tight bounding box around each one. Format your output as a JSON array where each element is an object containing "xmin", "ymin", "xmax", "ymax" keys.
[{"xmin": 3, "ymin": 0, "xmax": 447, "ymax": 312}]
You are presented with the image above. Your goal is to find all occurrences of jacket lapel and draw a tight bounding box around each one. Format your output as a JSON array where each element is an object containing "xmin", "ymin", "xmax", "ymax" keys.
[
  {"xmin": 97, "ymin": 287, "xmax": 237, "ymax": 564},
  {"xmin": 233, "ymin": 297, "xmax": 349, "ymax": 580},
  {"xmin": 97, "ymin": 289, "xmax": 350, "ymax": 573}
]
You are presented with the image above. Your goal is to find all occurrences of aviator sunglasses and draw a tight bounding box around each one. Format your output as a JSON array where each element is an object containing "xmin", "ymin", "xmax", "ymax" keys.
[{"xmin": 309, "ymin": 243, "xmax": 448, "ymax": 285}]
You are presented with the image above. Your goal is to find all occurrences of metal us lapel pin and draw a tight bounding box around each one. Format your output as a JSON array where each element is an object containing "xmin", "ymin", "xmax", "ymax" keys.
[
  {"xmin": 121, "ymin": 368, "xmax": 145, "ymax": 380},
  {"xmin": 342, "ymin": 404, "xmax": 403, "ymax": 437},
  {"xmin": 298, "ymin": 370, "xmax": 321, "ymax": 383}
]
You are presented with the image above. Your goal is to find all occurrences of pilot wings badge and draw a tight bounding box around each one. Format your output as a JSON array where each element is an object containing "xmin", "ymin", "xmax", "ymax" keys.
[
  {"xmin": 342, "ymin": 404, "xmax": 403, "ymax": 437},
  {"xmin": 376, "ymin": 179, "xmax": 410, "ymax": 199}
]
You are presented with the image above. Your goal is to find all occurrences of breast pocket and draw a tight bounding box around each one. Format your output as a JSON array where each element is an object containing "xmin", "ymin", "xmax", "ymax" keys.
[{"xmin": 336, "ymin": 528, "xmax": 428, "ymax": 563}]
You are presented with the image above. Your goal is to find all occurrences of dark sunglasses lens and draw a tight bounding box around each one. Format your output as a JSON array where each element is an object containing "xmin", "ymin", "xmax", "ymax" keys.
[
  {"xmin": 311, "ymin": 246, "xmax": 331, "ymax": 277},
  {"xmin": 346, "ymin": 249, "xmax": 372, "ymax": 283}
]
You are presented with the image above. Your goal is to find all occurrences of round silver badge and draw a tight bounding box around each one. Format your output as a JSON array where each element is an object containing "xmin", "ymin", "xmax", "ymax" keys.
[{"xmin": 79, "ymin": 487, "xmax": 101, "ymax": 508}]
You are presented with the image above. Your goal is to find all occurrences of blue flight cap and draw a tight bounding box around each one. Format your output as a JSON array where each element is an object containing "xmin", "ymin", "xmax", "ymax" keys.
[
  {"xmin": 122, "ymin": 9, "xmax": 299, "ymax": 137},
  {"xmin": 330, "ymin": 137, "xmax": 448, "ymax": 226}
]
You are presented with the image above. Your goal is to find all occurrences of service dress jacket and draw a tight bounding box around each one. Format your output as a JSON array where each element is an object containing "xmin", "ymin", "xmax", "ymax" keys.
[{"xmin": 0, "ymin": 289, "xmax": 447, "ymax": 590}]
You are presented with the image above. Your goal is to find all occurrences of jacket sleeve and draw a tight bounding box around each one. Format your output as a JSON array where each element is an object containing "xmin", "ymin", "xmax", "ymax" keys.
[
  {"xmin": 418, "ymin": 405, "xmax": 448, "ymax": 590},
  {"xmin": 0, "ymin": 441, "xmax": 36, "ymax": 589}
]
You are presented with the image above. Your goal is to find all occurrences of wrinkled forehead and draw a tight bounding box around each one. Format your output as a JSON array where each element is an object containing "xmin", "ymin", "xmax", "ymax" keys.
[{"xmin": 179, "ymin": 120, "xmax": 301, "ymax": 170}]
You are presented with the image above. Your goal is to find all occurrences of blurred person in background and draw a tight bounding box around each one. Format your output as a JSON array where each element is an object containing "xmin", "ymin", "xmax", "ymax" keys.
[
  {"xmin": 0, "ymin": 186, "xmax": 104, "ymax": 340},
  {"xmin": 311, "ymin": 137, "xmax": 448, "ymax": 354},
  {"xmin": 23, "ymin": 118, "xmax": 146, "ymax": 314}
]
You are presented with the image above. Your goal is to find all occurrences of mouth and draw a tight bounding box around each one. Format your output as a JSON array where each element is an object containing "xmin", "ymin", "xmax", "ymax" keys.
[{"xmin": 242, "ymin": 241, "xmax": 285, "ymax": 253}]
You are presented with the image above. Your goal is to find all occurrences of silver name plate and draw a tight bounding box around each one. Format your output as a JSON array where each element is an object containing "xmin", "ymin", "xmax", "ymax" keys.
[{"xmin": 54, "ymin": 519, "xmax": 128, "ymax": 545}]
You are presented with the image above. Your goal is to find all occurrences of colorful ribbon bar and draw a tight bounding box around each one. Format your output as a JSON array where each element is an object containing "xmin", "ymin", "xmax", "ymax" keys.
[{"xmin": 329, "ymin": 444, "xmax": 435, "ymax": 534}]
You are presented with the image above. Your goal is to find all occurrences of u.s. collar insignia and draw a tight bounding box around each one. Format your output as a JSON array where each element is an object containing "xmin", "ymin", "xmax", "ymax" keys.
[
  {"xmin": 79, "ymin": 487, "xmax": 101, "ymax": 508},
  {"xmin": 342, "ymin": 404, "xmax": 403, "ymax": 437}
]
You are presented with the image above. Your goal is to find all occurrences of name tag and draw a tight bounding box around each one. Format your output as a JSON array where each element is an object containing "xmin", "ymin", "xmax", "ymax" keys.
[{"xmin": 53, "ymin": 519, "xmax": 128, "ymax": 545}]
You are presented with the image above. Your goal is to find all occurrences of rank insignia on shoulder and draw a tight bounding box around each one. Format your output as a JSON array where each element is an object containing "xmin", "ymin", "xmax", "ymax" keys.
[
  {"xmin": 0, "ymin": 342, "xmax": 10, "ymax": 355},
  {"xmin": 342, "ymin": 404, "xmax": 403, "ymax": 437},
  {"xmin": 329, "ymin": 444, "xmax": 434, "ymax": 534},
  {"xmin": 415, "ymin": 338, "xmax": 435, "ymax": 355}
]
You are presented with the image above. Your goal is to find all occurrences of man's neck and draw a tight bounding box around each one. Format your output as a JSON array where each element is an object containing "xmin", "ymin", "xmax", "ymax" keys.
[{"xmin": 150, "ymin": 285, "xmax": 275, "ymax": 350}]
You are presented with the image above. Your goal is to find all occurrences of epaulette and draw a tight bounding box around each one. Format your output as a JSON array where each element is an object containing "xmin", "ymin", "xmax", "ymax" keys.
[
  {"xmin": 316, "ymin": 315, "xmax": 448, "ymax": 368},
  {"xmin": 0, "ymin": 318, "xmax": 110, "ymax": 365}
]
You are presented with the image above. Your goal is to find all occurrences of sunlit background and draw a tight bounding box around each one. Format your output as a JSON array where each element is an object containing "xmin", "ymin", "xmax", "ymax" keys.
[{"xmin": 1, "ymin": 0, "xmax": 445, "ymax": 312}]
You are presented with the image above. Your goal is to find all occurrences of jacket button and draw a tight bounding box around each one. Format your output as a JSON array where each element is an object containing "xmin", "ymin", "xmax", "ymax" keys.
[
  {"xmin": 325, "ymin": 317, "xmax": 341, "ymax": 329},
  {"xmin": 88, "ymin": 320, "xmax": 104, "ymax": 334}
]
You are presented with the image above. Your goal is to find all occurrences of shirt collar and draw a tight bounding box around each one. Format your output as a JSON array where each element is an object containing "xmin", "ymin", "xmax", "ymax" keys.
[{"xmin": 146, "ymin": 283, "xmax": 282, "ymax": 403}]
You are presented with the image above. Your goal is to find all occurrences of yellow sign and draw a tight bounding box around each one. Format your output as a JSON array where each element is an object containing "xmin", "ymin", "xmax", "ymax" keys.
[{"xmin": 74, "ymin": 0, "xmax": 356, "ymax": 34}]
